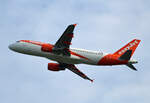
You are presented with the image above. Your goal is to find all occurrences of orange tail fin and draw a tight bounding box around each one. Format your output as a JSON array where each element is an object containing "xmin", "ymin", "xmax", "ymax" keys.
[{"xmin": 113, "ymin": 39, "xmax": 141, "ymax": 57}]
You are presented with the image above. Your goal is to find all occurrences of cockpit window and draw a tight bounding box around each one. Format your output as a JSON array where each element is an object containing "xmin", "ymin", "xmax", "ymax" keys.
[{"xmin": 16, "ymin": 41, "xmax": 20, "ymax": 42}]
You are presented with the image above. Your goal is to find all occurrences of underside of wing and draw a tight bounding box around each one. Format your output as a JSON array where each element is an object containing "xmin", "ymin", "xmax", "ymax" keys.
[
  {"xmin": 67, "ymin": 64, "xmax": 93, "ymax": 82},
  {"xmin": 52, "ymin": 24, "xmax": 77, "ymax": 56}
]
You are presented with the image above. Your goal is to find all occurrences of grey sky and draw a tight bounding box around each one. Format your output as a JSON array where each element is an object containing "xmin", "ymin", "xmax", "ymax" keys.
[{"xmin": 1, "ymin": 0, "xmax": 150, "ymax": 103}]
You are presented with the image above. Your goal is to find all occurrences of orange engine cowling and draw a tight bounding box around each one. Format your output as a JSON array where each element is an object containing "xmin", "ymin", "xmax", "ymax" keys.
[
  {"xmin": 48, "ymin": 63, "xmax": 65, "ymax": 71},
  {"xmin": 41, "ymin": 44, "xmax": 53, "ymax": 52}
]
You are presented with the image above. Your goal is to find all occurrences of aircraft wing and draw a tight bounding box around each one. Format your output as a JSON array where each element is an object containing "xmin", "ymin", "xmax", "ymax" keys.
[
  {"xmin": 53, "ymin": 24, "xmax": 77, "ymax": 56},
  {"xmin": 67, "ymin": 64, "xmax": 93, "ymax": 82}
]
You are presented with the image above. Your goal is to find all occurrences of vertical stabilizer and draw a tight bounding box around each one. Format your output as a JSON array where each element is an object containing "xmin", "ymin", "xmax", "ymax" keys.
[{"xmin": 114, "ymin": 39, "xmax": 141, "ymax": 57}]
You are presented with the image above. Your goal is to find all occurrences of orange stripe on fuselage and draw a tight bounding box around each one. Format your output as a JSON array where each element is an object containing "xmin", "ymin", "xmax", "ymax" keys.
[
  {"xmin": 20, "ymin": 40, "xmax": 89, "ymax": 60},
  {"xmin": 70, "ymin": 51, "xmax": 89, "ymax": 60},
  {"xmin": 20, "ymin": 40, "xmax": 44, "ymax": 46}
]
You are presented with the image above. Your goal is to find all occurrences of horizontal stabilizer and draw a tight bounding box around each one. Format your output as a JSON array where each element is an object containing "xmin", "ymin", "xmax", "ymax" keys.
[{"xmin": 126, "ymin": 63, "xmax": 137, "ymax": 71}]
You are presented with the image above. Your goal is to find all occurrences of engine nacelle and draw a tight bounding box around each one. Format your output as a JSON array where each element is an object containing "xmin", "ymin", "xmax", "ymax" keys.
[
  {"xmin": 48, "ymin": 63, "xmax": 65, "ymax": 71},
  {"xmin": 41, "ymin": 44, "xmax": 53, "ymax": 52}
]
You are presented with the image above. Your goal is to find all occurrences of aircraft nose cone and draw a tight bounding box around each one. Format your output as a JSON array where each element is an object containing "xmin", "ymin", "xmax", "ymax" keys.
[{"xmin": 9, "ymin": 43, "xmax": 16, "ymax": 51}]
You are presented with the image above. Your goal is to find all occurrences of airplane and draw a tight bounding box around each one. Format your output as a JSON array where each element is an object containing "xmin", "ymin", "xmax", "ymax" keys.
[{"xmin": 9, "ymin": 24, "xmax": 141, "ymax": 82}]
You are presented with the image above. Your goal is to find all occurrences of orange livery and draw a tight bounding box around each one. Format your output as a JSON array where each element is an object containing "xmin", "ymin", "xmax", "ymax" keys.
[{"xmin": 9, "ymin": 24, "xmax": 141, "ymax": 82}]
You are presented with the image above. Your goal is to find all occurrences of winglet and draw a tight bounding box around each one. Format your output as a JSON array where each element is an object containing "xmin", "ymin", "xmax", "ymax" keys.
[
  {"xmin": 90, "ymin": 79, "xmax": 94, "ymax": 83},
  {"xmin": 88, "ymin": 78, "xmax": 94, "ymax": 83},
  {"xmin": 73, "ymin": 24, "xmax": 77, "ymax": 26}
]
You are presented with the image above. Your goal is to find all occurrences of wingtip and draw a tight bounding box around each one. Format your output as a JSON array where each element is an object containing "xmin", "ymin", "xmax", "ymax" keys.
[
  {"xmin": 73, "ymin": 24, "xmax": 77, "ymax": 26},
  {"xmin": 90, "ymin": 79, "xmax": 94, "ymax": 83}
]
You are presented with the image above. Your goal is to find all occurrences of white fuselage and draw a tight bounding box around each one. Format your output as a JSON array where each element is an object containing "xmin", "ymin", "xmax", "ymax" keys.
[{"xmin": 9, "ymin": 41, "xmax": 107, "ymax": 65}]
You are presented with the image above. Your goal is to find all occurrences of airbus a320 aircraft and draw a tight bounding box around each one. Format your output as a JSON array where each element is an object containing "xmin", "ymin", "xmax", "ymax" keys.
[{"xmin": 9, "ymin": 24, "xmax": 141, "ymax": 82}]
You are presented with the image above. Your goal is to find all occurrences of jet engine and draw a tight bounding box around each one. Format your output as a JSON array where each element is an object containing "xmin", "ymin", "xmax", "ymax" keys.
[
  {"xmin": 48, "ymin": 63, "xmax": 65, "ymax": 71},
  {"xmin": 41, "ymin": 44, "xmax": 53, "ymax": 52}
]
